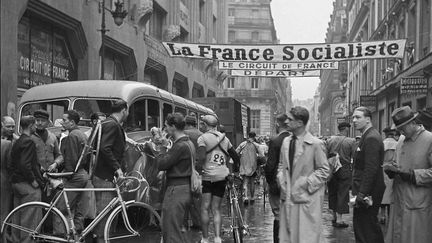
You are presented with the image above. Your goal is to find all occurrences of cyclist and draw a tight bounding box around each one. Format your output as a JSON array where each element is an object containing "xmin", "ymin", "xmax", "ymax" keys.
[{"xmin": 197, "ymin": 115, "xmax": 240, "ymax": 243}]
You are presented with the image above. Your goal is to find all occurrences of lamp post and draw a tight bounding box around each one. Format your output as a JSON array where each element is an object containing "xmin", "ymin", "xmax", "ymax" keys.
[{"xmin": 99, "ymin": 0, "xmax": 127, "ymax": 80}]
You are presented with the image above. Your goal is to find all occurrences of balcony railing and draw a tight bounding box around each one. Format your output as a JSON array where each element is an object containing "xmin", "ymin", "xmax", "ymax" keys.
[{"xmin": 221, "ymin": 89, "xmax": 276, "ymax": 99}]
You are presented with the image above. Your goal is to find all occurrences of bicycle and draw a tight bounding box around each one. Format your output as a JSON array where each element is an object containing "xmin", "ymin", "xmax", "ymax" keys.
[
  {"xmin": 1, "ymin": 172, "xmax": 162, "ymax": 243},
  {"xmin": 226, "ymin": 174, "xmax": 250, "ymax": 243}
]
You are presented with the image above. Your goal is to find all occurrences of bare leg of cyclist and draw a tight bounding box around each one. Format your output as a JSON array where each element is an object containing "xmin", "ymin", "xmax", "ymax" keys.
[
  {"xmin": 200, "ymin": 193, "xmax": 212, "ymax": 243},
  {"xmin": 211, "ymin": 195, "xmax": 223, "ymax": 243},
  {"xmin": 250, "ymin": 176, "xmax": 256, "ymax": 202},
  {"xmin": 243, "ymin": 177, "xmax": 249, "ymax": 203}
]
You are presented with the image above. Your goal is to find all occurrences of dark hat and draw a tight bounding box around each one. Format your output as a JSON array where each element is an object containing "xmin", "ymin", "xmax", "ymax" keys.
[
  {"xmin": 185, "ymin": 115, "xmax": 197, "ymax": 125},
  {"xmin": 337, "ymin": 121, "xmax": 351, "ymax": 130},
  {"xmin": 33, "ymin": 109, "xmax": 49, "ymax": 120},
  {"xmin": 391, "ymin": 106, "xmax": 418, "ymax": 129},
  {"xmin": 383, "ymin": 126, "xmax": 396, "ymax": 134},
  {"xmin": 416, "ymin": 108, "xmax": 432, "ymax": 127}
]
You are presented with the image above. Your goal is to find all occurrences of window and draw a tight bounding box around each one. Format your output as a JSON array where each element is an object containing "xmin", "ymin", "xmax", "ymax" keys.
[
  {"xmin": 149, "ymin": 3, "xmax": 166, "ymax": 40},
  {"xmin": 251, "ymin": 77, "xmax": 259, "ymax": 89},
  {"xmin": 207, "ymin": 90, "xmax": 216, "ymax": 97},
  {"xmin": 199, "ymin": 0, "xmax": 205, "ymax": 23},
  {"xmin": 227, "ymin": 77, "xmax": 235, "ymax": 89},
  {"xmin": 417, "ymin": 97, "xmax": 427, "ymax": 111},
  {"xmin": 163, "ymin": 103, "xmax": 173, "ymax": 123},
  {"xmin": 228, "ymin": 30, "xmax": 235, "ymax": 42},
  {"xmin": 73, "ymin": 99, "xmax": 114, "ymax": 126},
  {"xmin": 420, "ymin": 0, "xmax": 430, "ymax": 57},
  {"xmin": 21, "ymin": 100, "xmax": 69, "ymax": 127},
  {"xmin": 252, "ymin": 31, "xmax": 259, "ymax": 41},
  {"xmin": 388, "ymin": 102, "xmax": 395, "ymax": 125},
  {"xmin": 174, "ymin": 26, "xmax": 189, "ymax": 42},
  {"xmin": 213, "ymin": 16, "xmax": 217, "ymax": 40},
  {"xmin": 228, "ymin": 8, "xmax": 235, "ymax": 16},
  {"xmin": 125, "ymin": 99, "xmax": 160, "ymax": 131},
  {"xmin": 175, "ymin": 106, "xmax": 187, "ymax": 116},
  {"xmin": 251, "ymin": 110, "xmax": 260, "ymax": 130},
  {"xmin": 103, "ymin": 49, "xmax": 126, "ymax": 80},
  {"xmin": 252, "ymin": 9, "xmax": 259, "ymax": 18}
]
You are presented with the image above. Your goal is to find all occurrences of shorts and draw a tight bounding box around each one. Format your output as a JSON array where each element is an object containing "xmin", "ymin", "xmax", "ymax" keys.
[{"xmin": 202, "ymin": 180, "xmax": 227, "ymax": 198}]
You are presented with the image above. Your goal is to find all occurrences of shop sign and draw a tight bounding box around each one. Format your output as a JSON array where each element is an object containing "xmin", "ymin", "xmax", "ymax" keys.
[
  {"xmin": 229, "ymin": 69, "xmax": 320, "ymax": 77},
  {"xmin": 400, "ymin": 77, "xmax": 428, "ymax": 95},
  {"xmin": 218, "ymin": 61, "xmax": 338, "ymax": 70},
  {"xmin": 162, "ymin": 39, "xmax": 406, "ymax": 62},
  {"xmin": 360, "ymin": 95, "xmax": 377, "ymax": 112}
]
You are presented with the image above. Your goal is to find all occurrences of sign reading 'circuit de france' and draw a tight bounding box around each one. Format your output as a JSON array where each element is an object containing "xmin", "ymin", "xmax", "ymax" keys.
[
  {"xmin": 219, "ymin": 61, "xmax": 338, "ymax": 70},
  {"xmin": 162, "ymin": 39, "xmax": 406, "ymax": 63}
]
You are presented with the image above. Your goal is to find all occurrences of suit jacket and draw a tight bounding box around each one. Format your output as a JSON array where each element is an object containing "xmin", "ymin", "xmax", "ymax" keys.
[
  {"xmin": 352, "ymin": 127, "xmax": 385, "ymax": 202},
  {"xmin": 265, "ymin": 131, "xmax": 290, "ymax": 189},
  {"xmin": 94, "ymin": 116, "xmax": 126, "ymax": 180}
]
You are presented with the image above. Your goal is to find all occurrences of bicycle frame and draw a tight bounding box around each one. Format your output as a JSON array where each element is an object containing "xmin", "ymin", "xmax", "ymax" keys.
[{"xmin": 227, "ymin": 180, "xmax": 249, "ymax": 237}]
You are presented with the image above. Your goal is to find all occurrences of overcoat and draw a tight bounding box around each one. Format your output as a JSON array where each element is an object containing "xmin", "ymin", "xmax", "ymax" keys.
[
  {"xmin": 385, "ymin": 128, "xmax": 432, "ymax": 243},
  {"xmin": 277, "ymin": 132, "xmax": 330, "ymax": 243}
]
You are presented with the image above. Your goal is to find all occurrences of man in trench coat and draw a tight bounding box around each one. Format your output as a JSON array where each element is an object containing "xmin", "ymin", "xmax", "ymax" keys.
[
  {"xmin": 383, "ymin": 106, "xmax": 432, "ymax": 243},
  {"xmin": 277, "ymin": 106, "xmax": 330, "ymax": 243}
]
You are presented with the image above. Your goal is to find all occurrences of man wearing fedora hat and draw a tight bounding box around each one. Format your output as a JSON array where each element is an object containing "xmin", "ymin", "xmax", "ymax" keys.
[
  {"xmin": 351, "ymin": 106, "xmax": 385, "ymax": 243},
  {"xmin": 383, "ymin": 106, "xmax": 432, "ymax": 243}
]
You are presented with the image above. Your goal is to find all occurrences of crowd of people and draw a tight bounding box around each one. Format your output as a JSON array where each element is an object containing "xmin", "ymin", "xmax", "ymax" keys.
[{"xmin": 1, "ymin": 101, "xmax": 431, "ymax": 243}]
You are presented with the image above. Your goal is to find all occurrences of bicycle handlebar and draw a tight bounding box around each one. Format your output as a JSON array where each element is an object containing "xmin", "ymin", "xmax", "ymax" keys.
[{"xmin": 114, "ymin": 171, "xmax": 146, "ymax": 193}]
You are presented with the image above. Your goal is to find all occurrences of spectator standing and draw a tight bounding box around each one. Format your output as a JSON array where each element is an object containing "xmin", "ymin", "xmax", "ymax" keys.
[
  {"xmin": 50, "ymin": 110, "xmax": 90, "ymax": 233},
  {"xmin": 351, "ymin": 106, "xmax": 385, "ymax": 243},
  {"xmin": 277, "ymin": 106, "xmax": 330, "ymax": 243},
  {"xmin": 1, "ymin": 136, "xmax": 12, "ymax": 229},
  {"xmin": 384, "ymin": 106, "xmax": 432, "ymax": 243},
  {"xmin": 156, "ymin": 113, "xmax": 193, "ymax": 243},
  {"xmin": 92, "ymin": 100, "xmax": 128, "ymax": 243},
  {"xmin": 326, "ymin": 122, "xmax": 356, "ymax": 228},
  {"xmin": 1, "ymin": 116, "xmax": 19, "ymax": 142},
  {"xmin": 183, "ymin": 114, "xmax": 203, "ymax": 230},
  {"xmin": 197, "ymin": 114, "xmax": 240, "ymax": 243},
  {"xmin": 379, "ymin": 127, "xmax": 398, "ymax": 224},
  {"xmin": 10, "ymin": 116, "xmax": 43, "ymax": 243},
  {"xmin": 31, "ymin": 109, "xmax": 63, "ymax": 174},
  {"xmin": 236, "ymin": 132, "xmax": 259, "ymax": 204},
  {"xmin": 264, "ymin": 114, "xmax": 290, "ymax": 243}
]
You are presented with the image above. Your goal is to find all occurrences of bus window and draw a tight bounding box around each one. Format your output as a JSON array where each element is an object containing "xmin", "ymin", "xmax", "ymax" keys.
[
  {"xmin": 147, "ymin": 99, "xmax": 160, "ymax": 129},
  {"xmin": 125, "ymin": 99, "xmax": 146, "ymax": 132},
  {"xmin": 73, "ymin": 99, "xmax": 113, "ymax": 126},
  {"xmin": 21, "ymin": 100, "xmax": 69, "ymax": 127},
  {"xmin": 163, "ymin": 103, "xmax": 173, "ymax": 122},
  {"xmin": 174, "ymin": 106, "xmax": 187, "ymax": 116}
]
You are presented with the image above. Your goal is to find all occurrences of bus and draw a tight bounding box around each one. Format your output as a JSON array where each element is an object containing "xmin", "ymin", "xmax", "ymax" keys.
[{"xmin": 17, "ymin": 80, "xmax": 216, "ymax": 210}]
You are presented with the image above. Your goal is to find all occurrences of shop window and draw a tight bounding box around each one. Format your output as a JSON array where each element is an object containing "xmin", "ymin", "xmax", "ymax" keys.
[
  {"xmin": 103, "ymin": 50, "xmax": 126, "ymax": 80},
  {"xmin": 251, "ymin": 110, "xmax": 260, "ymax": 130},
  {"xmin": 18, "ymin": 17, "xmax": 77, "ymax": 89},
  {"xmin": 149, "ymin": 3, "xmax": 166, "ymax": 40},
  {"xmin": 251, "ymin": 77, "xmax": 259, "ymax": 89}
]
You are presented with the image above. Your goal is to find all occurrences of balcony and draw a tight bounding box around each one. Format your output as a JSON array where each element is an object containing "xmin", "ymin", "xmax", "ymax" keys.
[
  {"xmin": 220, "ymin": 89, "xmax": 276, "ymax": 99},
  {"xmin": 229, "ymin": 18, "xmax": 271, "ymax": 27}
]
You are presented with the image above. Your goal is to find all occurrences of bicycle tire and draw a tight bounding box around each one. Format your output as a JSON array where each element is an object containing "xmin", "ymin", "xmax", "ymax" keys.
[
  {"xmin": 104, "ymin": 201, "xmax": 162, "ymax": 243},
  {"xmin": 1, "ymin": 201, "xmax": 69, "ymax": 243},
  {"xmin": 229, "ymin": 197, "xmax": 243, "ymax": 243}
]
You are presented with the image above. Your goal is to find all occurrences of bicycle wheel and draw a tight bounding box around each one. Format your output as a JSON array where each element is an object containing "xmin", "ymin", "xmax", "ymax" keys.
[
  {"xmin": 1, "ymin": 202, "xmax": 69, "ymax": 243},
  {"xmin": 229, "ymin": 198, "xmax": 243, "ymax": 243},
  {"xmin": 104, "ymin": 202, "xmax": 162, "ymax": 243}
]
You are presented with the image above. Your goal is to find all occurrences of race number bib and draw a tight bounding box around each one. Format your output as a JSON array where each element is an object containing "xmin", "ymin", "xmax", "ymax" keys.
[{"xmin": 210, "ymin": 150, "xmax": 226, "ymax": 165}]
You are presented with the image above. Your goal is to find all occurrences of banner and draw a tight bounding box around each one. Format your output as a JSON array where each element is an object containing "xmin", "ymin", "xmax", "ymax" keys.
[
  {"xmin": 230, "ymin": 70, "xmax": 320, "ymax": 77},
  {"xmin": 162, "ymin": 39, "xmax": 407, "ymax": 62},
  {"xmin": 400, "ymin": 77, "xmax": 428, "ymax": 95},
  {"xmin": 218, "ymin": 61, "xmax": 338, "ymax": 70}
]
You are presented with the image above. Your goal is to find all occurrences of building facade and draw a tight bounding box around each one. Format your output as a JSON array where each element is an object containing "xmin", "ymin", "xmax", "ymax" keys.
[
  {"xmin": 347, "ymin": 0, "xmax": 432, "ymax": 133},
  {"xmin": 319, "ymin": 0, "xmax": 349, "ymax": 136},
  {"xmin": 218, "ymin": 0, "xmax": 291, "ymax": 137},
  {"xmin": 1, "ymin": 0, "xmax": 228, "ymax": 118}
]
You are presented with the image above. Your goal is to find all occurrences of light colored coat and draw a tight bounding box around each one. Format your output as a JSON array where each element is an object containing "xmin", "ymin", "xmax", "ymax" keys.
[
  {"xmin": 277, "ymin": 132, "xmax": 330, "ymax": 243},
  {"xmin": 385, "ymin": 128, "xmax": 432, "ymax": 243}
]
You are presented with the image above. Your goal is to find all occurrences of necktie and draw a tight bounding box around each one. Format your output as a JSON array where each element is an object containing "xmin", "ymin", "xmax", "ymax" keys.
[{"xmin": 289, "ymin": 135, "xmax": 297, "ymax": 176}]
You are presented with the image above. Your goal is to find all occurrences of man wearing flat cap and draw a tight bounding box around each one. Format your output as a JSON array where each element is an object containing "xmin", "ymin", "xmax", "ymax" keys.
[
  {"xmin": 326, "ymin": 121, "xmax": 356, "ymax": 228},
  {"xmin": 31, "ymin": 110, "xmax": 63, "ymax": 177},
  {"xmin": 384, "ymin": 106, "xmax": 432, "ymax": 243}
]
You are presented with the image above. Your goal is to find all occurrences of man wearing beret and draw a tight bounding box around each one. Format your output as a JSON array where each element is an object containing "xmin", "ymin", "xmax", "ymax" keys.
[
  {"xmin": 32, "ymin": 110, "xmax": 63, "ymax": 173},
  {"xmin": 326, "ymin": 121, "xmax": 356, "ymax": 228},
  {"xmin": 384, "ymin": 106, "xmax": 432, "ymax": 243}
]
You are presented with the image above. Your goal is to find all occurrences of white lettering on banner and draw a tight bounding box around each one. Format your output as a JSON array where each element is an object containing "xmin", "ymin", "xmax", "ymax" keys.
[
  {"xmin": 18, "ymin": 55, "xmax": 69, "ymax": 81},
  {"xmin": 162, "ymin": 39, "xmax": 407, "ymax": 62},
  {"xmin": 218, "ymin": 61, "xmax": 339, "ymax": 70},
  {"xmin": 230, "ymin": 69, "xmax": 320, "ymax": 77}
]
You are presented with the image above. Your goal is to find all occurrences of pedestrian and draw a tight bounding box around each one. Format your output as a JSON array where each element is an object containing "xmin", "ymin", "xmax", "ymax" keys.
[
  {"xmin": 326, "ymin": 121, "xmax": 356, "ymax": 228},
  {"xmin": 31, "ymin": 109, "xmax": 63, "ymax": 176},
  {"xmin": 1, "ymin": 116, "xmax": 19, "ymax": 142},
  {"xmin": 197, "ymin": 114, "xmax": 240, "ymax": 243},
  {"xmin": 92, "ymin": 100, "xmax": 128, "ymax": 243},
  {"xmin": 9, "ymin": 116, "xmax": 44, "ymax": 243},
  {"xmin": 351, "ymin": 106, "xmax": 385, "ymax": 243},
  {"xmin": 383, "ymin": 106, "xmax": 432, "ymax": 243},
  {"xmin": 264, "ymin": 113, "xmax": 290, "ymax": 243},
  {"xmin": 277, "ymin": 106, "xmax": 330, "ymax": 243},
  {"xmin": 1, "ymin": 134, "xmax": 12, "ymax": 228},
  {"xmin": 156, "ymin": 113, "xmax": 193, "ymax": 243},
  {"xmin": 183, "ymin": 114, "xmax": 203, "ymax": 231},
  {"xmin": 236, "ymin": 131, "xmax": 260, "ymax": 205},
  {"xmin": 49, "ymin": 110, "xmax": 90, "ymax": 233},
  {"xmin": 379, "ymin": 127, "xmax": 398, "ymax": 225}
]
